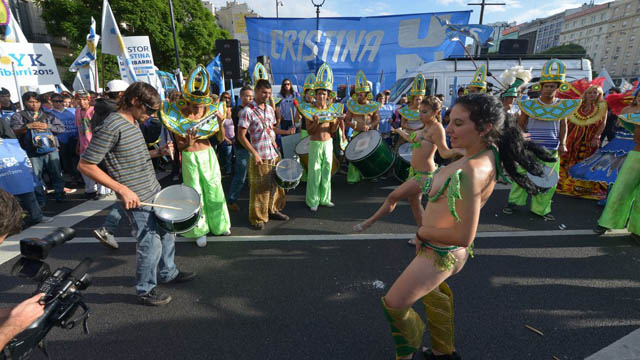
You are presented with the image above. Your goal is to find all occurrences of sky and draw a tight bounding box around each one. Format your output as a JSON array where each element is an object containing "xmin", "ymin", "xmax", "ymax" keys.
[{"xmin": 209, "ymin": 0, "xmax": 611, "ymax": 25}]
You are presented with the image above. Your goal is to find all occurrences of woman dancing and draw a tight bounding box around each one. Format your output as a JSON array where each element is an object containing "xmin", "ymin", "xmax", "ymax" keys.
[
  {"xmin": 380, "ymin": 93, "xmax": 556, "ymax": 359},
  {"xmin": 353, "ymin": 96, "xmax": 461, "ymax": 241}
]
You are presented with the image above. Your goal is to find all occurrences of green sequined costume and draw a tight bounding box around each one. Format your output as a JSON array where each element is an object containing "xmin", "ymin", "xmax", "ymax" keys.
[
  {"xmin": 598, "ymin": 150, "xmax": 640, "ymax": 236},
  {"xmin": 181, "ymin": 147, "xmax": 231, "ymax": 237}
]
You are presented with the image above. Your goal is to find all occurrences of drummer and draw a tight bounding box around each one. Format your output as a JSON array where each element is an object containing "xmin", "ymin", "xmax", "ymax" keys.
[
  {"xmin": 293, "ymin": 73, "xmax": 316, "ymax": 182},
  {"xmin": 302, "ymin": 63, "xmax": 344, "ymax": 211},
  {"xmin": 354, "ymin": 96, "xmax": 462, "ymax": 241},
  {"xmin": 160, "ymin": 65, "xmax": 231, "ymax": 248},
  {"xmin": 344, "ymin": 70, "xmax": 381, "ymax": 184},
  {"xmin": 398, "ymin": 73, "xmax": 426, "ymax": 137},
  {"xmin": 78, "ymin": 82, "xmax": 195, "ymax": 306},
  {"xmin": 238, "ymin": 78, "xmax": 295, "ymax": 230}
]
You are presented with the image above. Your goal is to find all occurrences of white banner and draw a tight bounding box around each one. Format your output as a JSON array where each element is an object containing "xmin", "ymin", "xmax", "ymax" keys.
[
  {"xmin": 118, "ymin": 36, "xmax": 156, "ymax": 83},
  {"xmin": 0, "ymin": 42, "xmax": 61, "ymax": 102}
]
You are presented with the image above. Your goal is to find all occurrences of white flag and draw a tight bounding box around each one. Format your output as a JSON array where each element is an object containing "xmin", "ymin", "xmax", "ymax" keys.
[
  {"xmin": 69, "ymin": 17, "xmax": 99, "ymax": 71},
  {"xmin": 101, "ymin": 0, "xmax": 137, "ymax": 82},
  {"xmin": 597, "ymin": 67, "xmax": 615, "ymax": 93},
  {"xmin": 3, "ymin": 8, "xmax": 27, "ymax": 43}
]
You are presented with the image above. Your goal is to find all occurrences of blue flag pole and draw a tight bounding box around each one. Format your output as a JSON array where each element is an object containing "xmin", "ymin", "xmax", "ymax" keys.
[{"xmin": 230, "ymin": 78, "xmax": 236, "ymax": 107}]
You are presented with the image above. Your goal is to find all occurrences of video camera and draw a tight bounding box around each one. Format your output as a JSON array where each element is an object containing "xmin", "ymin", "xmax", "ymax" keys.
[{"xmin": 2, "ymin": 227, "xmax": 92, "ymax": 360}]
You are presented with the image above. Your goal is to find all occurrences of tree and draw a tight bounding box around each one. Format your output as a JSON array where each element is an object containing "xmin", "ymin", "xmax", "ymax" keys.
[
  {"xmin": 541, "ymin": 43, "xmax": 587, "ymax": 56},
  {"xmin": 35, "ymin": 0, "xmax": 228, "ymax": 87}
]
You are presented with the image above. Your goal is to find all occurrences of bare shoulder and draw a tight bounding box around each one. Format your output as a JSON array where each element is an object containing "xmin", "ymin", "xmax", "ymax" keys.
[{"xmin": 464, "ymin": 151, "xmax": 496, "ymax": 181}]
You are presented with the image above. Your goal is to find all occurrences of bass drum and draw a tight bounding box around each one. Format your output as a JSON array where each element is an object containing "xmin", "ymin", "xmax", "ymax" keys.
[
  {"xmin": 393, "ymin": 142, "xmax": 412, "ymax": 182},
  {"xmin": 344, "ymin": 130, "xmax": 395, "ymax": 179},
  {"xmin": 295, "ymin": 136, "xmax": 339, "ymax": 176},
  {"xmin": 274, "ymin": 158, "xmax": 303, "ymax": 190},
  {"xmin": 152, "ymin": 184, "xmax": 201, "ymax": 234}
]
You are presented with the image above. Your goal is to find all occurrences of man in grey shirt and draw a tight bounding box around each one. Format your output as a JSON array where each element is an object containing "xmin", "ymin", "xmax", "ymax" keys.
[{"xmin": 78, "ymin": 82, "xmax": 194, "ymax": 306}]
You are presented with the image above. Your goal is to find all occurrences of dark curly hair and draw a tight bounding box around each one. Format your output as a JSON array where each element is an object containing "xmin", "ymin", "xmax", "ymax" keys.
[
  {"xmin": 0, "ymin": 189, "xmax": 23, "ymax": 238},
  {"xmin": 454, "ymin": 93, "xmax": 556, "ymax": 195}
]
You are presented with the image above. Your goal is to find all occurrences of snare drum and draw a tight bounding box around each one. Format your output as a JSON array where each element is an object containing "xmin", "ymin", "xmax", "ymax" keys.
[
  {"xmin": 275, "ymin": 158, "xmax": 303, "ymax": 189},
  {"xmin": 393, "ymin": 142, "xmax": 412, "ymax": 182},
  {"xmin": 295, "ymin": 137, "xmax": 339, "ymax": 176},
  {"xmin": 152, "ymin": 185, "xmax": 201, "ymax": 234},
  {"xmin": 344, "ymin": 130, "xmax": 395, "ymax": 179}
]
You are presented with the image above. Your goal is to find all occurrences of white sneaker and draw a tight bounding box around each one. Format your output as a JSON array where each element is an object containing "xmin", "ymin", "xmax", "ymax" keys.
[
  {"xmin": 196, "ymin": 236, "xmax": 207, "ymax": 247},
  {"xmin": 221, "ymin": 230, "xmax": 231, "ymax": 236},
  {"xmin": 309, "ymin": 206, "xmax": 318, "ymax": 212},
  {"xmin": 321, "ymin": 202, "xmax": 335, "ymax": 207}
]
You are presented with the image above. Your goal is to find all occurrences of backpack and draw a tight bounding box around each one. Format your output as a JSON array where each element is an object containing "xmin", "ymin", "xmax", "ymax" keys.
[{"xmin": 27, "ymin": 128, "xmax": 56, "ymax": 155}]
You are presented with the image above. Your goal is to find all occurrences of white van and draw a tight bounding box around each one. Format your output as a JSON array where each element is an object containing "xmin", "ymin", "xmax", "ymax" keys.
[{"xmin": 388, "ymin": 57, "xmax": 593, "ymax": 106}]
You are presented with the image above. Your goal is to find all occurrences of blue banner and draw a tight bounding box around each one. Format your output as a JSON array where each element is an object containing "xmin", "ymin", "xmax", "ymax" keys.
[
  {"xmin": 0, "ymin": 139, "xmax": 38, "ymax": 195},
  {"xmin": 246, "ymin": 11, "xmax": 471, "ymax": 93}
]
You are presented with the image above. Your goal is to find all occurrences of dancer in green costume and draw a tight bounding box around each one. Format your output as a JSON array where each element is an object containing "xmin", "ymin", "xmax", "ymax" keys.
[
  {"xmin": 503, "ymin": 59, "xmax": 581, "ymax": 221},
  {"xmin": 344, "ymin": 70, "xmax": 381, "ymax": 183},
  {"xmin": 353, "ymin": 96, "xmax": 462, "ymax": 244},
  {"xmin": 381, "ymin": 94, "xmax": 556, "ymax": 359},
  {"xmin": 398, "ymin": 74, "xmax": 426, "ymax": 140},
  {"xmin": 594, "ymin": 92, "xmax": 640, "ymax": 243},
  {"xmin": 301, "ymin": 63, "xmax": 344, "ymax": 211},
  {"xmin": 160, "ymin": 65, "xmax": 231, "ymax": 247}
]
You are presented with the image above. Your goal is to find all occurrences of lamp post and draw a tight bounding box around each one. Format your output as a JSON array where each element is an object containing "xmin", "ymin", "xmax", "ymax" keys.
[
  {"xmin": 276, "ymin": 0, "xmax": 283, "ymax": 18},
  {"xmin": 311, "ymin": 0, "xmax": 325, "ymax": 72}
]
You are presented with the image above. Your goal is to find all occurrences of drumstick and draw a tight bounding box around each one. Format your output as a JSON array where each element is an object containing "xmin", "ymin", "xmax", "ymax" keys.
[
  {"xmin": 267, "ymin": 163, "xmax": 287, "ymax": 169},
  {"xmin": 138, "ymin": 202, "xmax": 183, "ymax": 210}
]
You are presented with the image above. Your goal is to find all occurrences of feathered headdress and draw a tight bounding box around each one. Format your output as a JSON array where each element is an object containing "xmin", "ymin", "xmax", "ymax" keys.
[{"xmin": 499, "ymin": 65, "xmax": 532, "ymax": 98}]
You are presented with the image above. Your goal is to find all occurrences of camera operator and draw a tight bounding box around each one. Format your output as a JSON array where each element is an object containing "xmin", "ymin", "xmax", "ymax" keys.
[{"xmin": 0, "ymin": 189, "xmax": 45, "ymax": 348}]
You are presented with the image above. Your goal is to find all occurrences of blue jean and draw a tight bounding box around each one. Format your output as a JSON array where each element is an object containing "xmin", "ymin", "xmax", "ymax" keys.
[
  {"xmin": 30, "ymin": 151, "xmax": 65, "ymax": 205},
  {"xmin": 103, "ymin": 202, "xmax": 126, "ymax": 233},
  {"xmin": 125, "ymin": 206, "xmax": 178, "ymax": 295},
  {"xmin": 227, "ymin": 146, "xmax": 249, "ymax": 203},
  {"xmin": 218, "ymin": 141, "xmax": 233, "ymax": 174},
  {"xmin": 16, "ymin": 191, "xmax": 42, "ymax": 225}
]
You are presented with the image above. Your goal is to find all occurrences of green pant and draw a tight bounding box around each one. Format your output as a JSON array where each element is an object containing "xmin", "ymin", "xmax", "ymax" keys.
[
  {"xmin": 507, "ymin": 151, "xmax": 559, "ymax": 216},
  {"xmin": 347, "ymin": 130, "xmax": 362, "ymax": 183},
  {"xmin": 598, "ymin": 150, "xmax": 640, "ymax": 235},
  {"xmin": 306, "ymin": 139, "xmax": 333, "ymax": 208},
  {"xmin": 300, "ymin": 129, "xmax": 308, "ymax": 182},
  {"xmin": 181, "ymin": 147, "xmax": 231, "ymax": 237}
]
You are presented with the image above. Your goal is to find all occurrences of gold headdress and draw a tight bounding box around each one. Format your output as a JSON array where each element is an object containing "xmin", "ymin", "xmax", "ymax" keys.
[
  {"xmin": 313, "ymin": 63, "xmax": 336, "ymax": 99},
  {"xmin": 468, "ymin": 64, "xmax": 487, "ymax": 92},
  {"xmin": 531, "ymin": 58, "xmax": 570, "ymax": 92},
  {"xmin": 409, "ymin": 73, "xmax": 426, "ymax": 100},
  {"xmin": 183, "ymin": 65, "xmax": 212, "ymax": 105}
]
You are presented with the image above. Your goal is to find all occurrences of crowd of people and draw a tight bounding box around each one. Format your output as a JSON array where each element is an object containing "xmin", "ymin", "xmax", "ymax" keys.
[{"xmin": 0, "ymin": 57, "xmax": 638, "ymax": 359}]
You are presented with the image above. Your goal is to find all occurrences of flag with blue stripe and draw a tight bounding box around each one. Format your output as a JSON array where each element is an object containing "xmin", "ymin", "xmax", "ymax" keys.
[{"xmin": 4, "ymin": 7, "xmax": 27, "ymax": 43}]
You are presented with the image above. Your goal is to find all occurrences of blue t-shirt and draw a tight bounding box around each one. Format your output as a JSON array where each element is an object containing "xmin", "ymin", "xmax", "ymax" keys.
[
  {"xmin": 378, "ymin": 104, "xmax": 394, "ymax": 134},
  {"xmin": 47, "ymin": 107, "xmax": 77, "ymax": 143}
]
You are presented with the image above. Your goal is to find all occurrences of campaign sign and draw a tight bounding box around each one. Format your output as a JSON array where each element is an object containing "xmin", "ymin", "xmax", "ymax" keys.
[
  {"xmin": 0, "ymin": 139, "xmax": 37, "ymax": 195},
  {"xmin": 0, "ymin": 42, "xmax": 61, "ymax": 87},
  {"xmin": 118, "ymin": 36, "xmax": 157, "ymax": 84},
  {"xmin": 246, "ymin": 11, "xmax": 470, "ymax": 90}
]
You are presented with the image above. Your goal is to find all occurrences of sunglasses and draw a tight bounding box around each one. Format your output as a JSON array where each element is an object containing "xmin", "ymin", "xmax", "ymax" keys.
[
  {"xmin": 52, "ymin": 100, "xmax": 64, "ymax": 103},
  {"xmin": 143, "ymin": 102, "xmax": 159, "ymax": 115}
]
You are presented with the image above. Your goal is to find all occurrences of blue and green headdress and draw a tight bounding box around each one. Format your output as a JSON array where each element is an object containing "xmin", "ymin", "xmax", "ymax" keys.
[
  {"xmin": 313, "ymin": 63, "xmax": 336, "ymax": 99},
  {"xmin": 252, "ymin": 63, "xmax": 269, "ymax": 86},
  {"xmin": 409, "ymin": 73, "xmax": 426, "ymax": 101},
  {"xmin": 303, "ymin": 73, "xmax": 316, "ymax": 94},
  {"xmin": 468, "ymin": 64, "xmax": 487, "ymax": 92},
  {"xmin": 182, "ymin": 65, "xmax": 212, "ymax": 105},
  {"xmin": 352, "ymin": 70, "xmax": 373, "ymax": 100},
  {"xmin": 531, "ymin": 58, "xmax": 570, "ymax": 92}
]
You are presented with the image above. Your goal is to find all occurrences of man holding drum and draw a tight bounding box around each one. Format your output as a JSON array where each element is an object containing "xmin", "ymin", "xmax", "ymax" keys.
[
  {"xmin": 301, "ymin": 63, "xmax": 344, "ymax": 211},
  {"xmin": 344, "ymin": 70, "xmax": 381, "ymax": 184},
  {"xmin": 78, "ymin": 82, "xmax": 195, "ymax": 306},
  {"xmin": 160, "ymin": 65, "xmax": 231, "ymax": 248},
  {"xmin": 238, "ymin": 79, "xmax": 294, "ymax": 230}
]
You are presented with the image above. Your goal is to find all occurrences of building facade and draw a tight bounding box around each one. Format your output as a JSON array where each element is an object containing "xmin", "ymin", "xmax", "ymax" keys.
[
  {"xmin": 559, "ymin": 2, "xmax": 611, "ymax": 72},
  {"xmin": 518, "ymin": 20, "xmax": 541, "ymax": 54},
  {"xmin": 599, "ymin": 0, "xmax": 640, "ymax": 79},
  {"xmin": 487, "ymin": 21, "xmax": 516, "ymax": 53},
  {"xmin": 534, "ymin": 13, "xmax": 563, "ymax": 53}
]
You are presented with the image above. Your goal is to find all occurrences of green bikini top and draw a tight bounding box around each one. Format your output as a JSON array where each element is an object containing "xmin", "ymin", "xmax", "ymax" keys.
[{"xmin": 425, "ymin": 146, "xmax": 506, "ymax": 221}]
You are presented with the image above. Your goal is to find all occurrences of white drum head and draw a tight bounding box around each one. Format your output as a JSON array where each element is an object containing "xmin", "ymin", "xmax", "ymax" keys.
[
  {"xmin": 153, "ymin": 185, "xmax": 201, "ymax": 221},
  {"xmin": 345, "ymin": 131, "xmax": 382, "ymax": 161},
  {"xmin": 295, "ymin": 136, "xmax": 310, "ymax": 155},
  {"xmin": 397, "ymin": 142, "xmax": 412, "ymax": 163},
  {"xmin": 527, "ymin": 165, "xmax": 559, "ymax": 189},
  {"xmin": 276, "ymin": 158, "xmax": 303, "ymax": 181}
]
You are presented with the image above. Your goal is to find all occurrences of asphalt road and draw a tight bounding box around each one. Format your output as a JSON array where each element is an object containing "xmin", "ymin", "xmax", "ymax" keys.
[{"xmin": 1, "ymin": 169, "xmax": 638, "ymax": 359}]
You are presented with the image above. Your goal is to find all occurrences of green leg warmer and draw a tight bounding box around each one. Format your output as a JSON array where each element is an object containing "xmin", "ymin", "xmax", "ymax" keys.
[
  {"xmin": 181, "ymin": 147, "xmax": 231, "ymax": 237},
  {"xmin": 422, "ymin": 282, "xmax": 456, "ymax": 355},
  {"xmin": 347, "ymin": 130, "xmax": 362, "ymax": 184},
  {"xmin": 599, "ymin": 151, "xmax": 640, "ymax": 234},
  {"xmin": 507, "ymin": 151, "xmax": 559, "ymax": 216},
  {"xmin": 306, "ymin": 139, "xmax": 333, "ymax": 208},
  {"xmin": 381, "ymin": 297, "xmax": 425, "ymax": 359}
]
